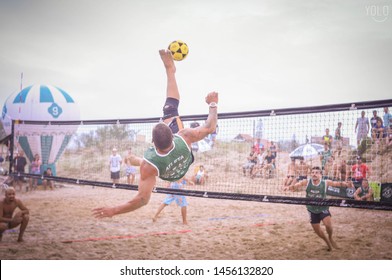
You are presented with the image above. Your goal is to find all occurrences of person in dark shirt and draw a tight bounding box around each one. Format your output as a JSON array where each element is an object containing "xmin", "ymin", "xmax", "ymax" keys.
[
  {"xmin": 43, "ymin": 167, "xmax": 54, "ymax": 190},
  {"xmin": 12, "ymin": 151, "xmax": 27, "ymax": 192},
  {"xmin": 262, "ymin": 150, "xmax": 276, "ymax": 179}
]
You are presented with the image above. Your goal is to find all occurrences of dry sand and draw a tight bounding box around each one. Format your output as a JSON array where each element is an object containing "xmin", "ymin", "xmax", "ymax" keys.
[{"xmin": 1, "ymin": 185, "xmax": 391, "ymax": 260}]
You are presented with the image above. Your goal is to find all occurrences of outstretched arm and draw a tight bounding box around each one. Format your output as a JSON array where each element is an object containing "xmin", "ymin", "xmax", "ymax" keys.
[
  {"xmin": 93, "ymin": 161, "xmax": 157, "ymax": 218},
  {"xmin": 353, "ymin": 188, "xmax": 362, "ymax": 200},
  {"xmin": 283, "ymin": 179, "xmax": 308, "ymax": 191},
  {"xmin": 326, "ymin": 180, "xmax": 350, "ymax": 188},
  {"xmin": 179, "ymin": 91, "xmax": 219, "ymax": 145}
]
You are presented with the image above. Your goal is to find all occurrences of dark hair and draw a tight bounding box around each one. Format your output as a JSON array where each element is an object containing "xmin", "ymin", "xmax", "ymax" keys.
[
  {"xmin": 152, "ymin": 123, "xmax": 173, "ymax": 150},
  {"xmin": 312, "ymin": 166, "xmax": 321, "ymax": 171}
]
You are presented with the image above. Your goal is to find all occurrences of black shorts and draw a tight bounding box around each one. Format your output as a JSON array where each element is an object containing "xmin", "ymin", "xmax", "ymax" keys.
[
  {"xmin": 162, "ymin": 97, "xmax": 179, "ymax": 120},
  {"xmin": 351, "ymin": 178, "xmax": 363, "ymax": 188},
  {"xmin": 308, "ymin": 210, "xmax": 331, "ymax": 224},
  {"xmin": 162, "ymin": 97, "xmax": 183, "ymax": 133},
  {"xmin": 111, "ymin": 171, "xmax": 120, "ymax": 180}
]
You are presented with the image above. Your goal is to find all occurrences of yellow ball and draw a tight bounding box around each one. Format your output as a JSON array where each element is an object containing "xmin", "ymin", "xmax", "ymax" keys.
[{"xmin": 168, "ymin": 40, "xmax": 189, "ymax": 61}]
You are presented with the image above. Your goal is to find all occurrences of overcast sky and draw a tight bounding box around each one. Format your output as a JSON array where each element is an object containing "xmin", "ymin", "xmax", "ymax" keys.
[{"xmin": 0, "ymin": 0, "xmax": 391, "ymax": 121}]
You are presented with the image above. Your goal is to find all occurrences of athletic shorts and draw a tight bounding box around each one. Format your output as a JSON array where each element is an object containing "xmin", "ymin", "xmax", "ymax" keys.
[
  {"xmin": 357, "ymin": 131, "xmax": 368, "ymax": 141},
  {"xmin": 351, "ymin": 178, "xmax": 363, "ymax": 186},
  {"xmin": 195, "ymin": 174, "xmax": 202, "ymax": 184},
  {"xmin": 111, "ymin": 171, "xmax": 120, "ymax": 180},
  {"xmin": 163, "ymin": 194, "xmax": 188, "ymax": 207},
  {"xmin": 125, "ymin": 166, "xmax": 136, "ymax": 176},
  {"xmin": 308, "ymin": 210, "xmax": 331, "ymax": 224},
  {"xmin": 162, "ymin": 97, "xmax": 183, "ymax": 133}
]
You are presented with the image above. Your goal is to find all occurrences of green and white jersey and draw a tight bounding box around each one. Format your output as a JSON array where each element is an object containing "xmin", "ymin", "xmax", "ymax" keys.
[
  {"xmin": 359, "ymin": 185, "xmax": 370, "ymax": 198},
  {"xmin": 306, "ymin": 179, "xmax": 329, "ymax": 214},
  {"xmin": 144, "ymin": 134, "xmax": 194, "ymax": 182}
]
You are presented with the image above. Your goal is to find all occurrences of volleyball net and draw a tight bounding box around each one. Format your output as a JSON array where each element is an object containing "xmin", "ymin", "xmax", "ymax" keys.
[{"xmin": 5, "ymin": 99, "xmax": 392, "ymax": 210}]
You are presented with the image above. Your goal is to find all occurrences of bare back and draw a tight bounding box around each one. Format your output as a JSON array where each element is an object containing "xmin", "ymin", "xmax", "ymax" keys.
[
  {"xmin": 297, "ymin": 163, "xmax": 310, "ymax": 177},
  {"xmin": 287, "ymin": 163, "xmax": 296, "ymax": 176}
]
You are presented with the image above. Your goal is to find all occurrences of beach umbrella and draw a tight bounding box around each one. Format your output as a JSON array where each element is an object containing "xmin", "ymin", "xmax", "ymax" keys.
[
  {"xmin": 289, "ymin": 143, "xmax": 324, "ymax": 159},
  {"xmin": 1, "ymin": 84, "xmax": 80, "ymax": 174}
]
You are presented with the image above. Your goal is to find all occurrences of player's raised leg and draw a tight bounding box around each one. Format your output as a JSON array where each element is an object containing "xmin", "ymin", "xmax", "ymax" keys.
[
  {"xmin": 159, "ymin": 49, "xmax": 183, "ymax": 132},
  {"xmin": 159, "ymin": 49, "xmax": 179, "ymax": 101}
]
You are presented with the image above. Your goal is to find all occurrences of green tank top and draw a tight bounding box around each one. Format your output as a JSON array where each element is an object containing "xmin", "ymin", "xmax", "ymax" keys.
[
  {"xmin": 143, "ymin": 135, "xmax": 194, "ymax": 182},
  {"xmin": 359, "ymin": 185, "xmax": 370, "ymax": 197},
  {"xmin": 306, "ymin": 179, "xmax": 329, "ymax": 213}
]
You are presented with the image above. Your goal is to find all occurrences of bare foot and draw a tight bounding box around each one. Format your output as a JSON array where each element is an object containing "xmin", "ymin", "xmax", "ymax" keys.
[
  {"xmin": 17, "ymin": 237, "xmax": 24, "ymax": 242},
  {"xmin": 159, "ymin": 49, "xmax": 176, "ymax": 73},
  {"xmin": 152, "ymin": 217, "xmax": 157, "ymax": 223},
  {"xmin": 325, "ymin": 240, "xmax": 333, "ymax": 251},
  {"xmin": 330, "ymin": 238, "xmax": 340, "ymax": 249}
]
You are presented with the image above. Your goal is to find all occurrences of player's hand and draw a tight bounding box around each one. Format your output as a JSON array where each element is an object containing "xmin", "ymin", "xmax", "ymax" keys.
[
  {"xmin": 93, "ymin": 207, "xmax": 115, "ymax": 218},
  {"xmin": 205, "ymin": 91, "xmax": 218, "ymax": 105}
]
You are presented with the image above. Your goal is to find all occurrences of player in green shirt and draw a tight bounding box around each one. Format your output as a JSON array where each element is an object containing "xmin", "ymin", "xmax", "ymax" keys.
[
  {"xmin": 353, "ymin": 178, "xmax": 374, "ymax": 201},
  {"xmin": 284, "ymin": 166, "xmax": 350, "ymax": 251},
  {"xmin": 94, "ymin": 49, "xmax": 218, "ymax": 219}
]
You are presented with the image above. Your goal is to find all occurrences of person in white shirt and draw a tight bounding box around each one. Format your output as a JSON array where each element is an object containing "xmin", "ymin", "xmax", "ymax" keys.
[
  {"xmin": 109, "ymin": 148, "xmax": 122, "ymax": 184},
  {"xmin": 355, "ymin": 111, "xmax": 370, "ymax": 146}
]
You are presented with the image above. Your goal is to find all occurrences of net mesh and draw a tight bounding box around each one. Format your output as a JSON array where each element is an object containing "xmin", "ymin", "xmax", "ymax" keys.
[{"xmin": 6, "ymin": 100, "xmax": 392, "ymax": 210}]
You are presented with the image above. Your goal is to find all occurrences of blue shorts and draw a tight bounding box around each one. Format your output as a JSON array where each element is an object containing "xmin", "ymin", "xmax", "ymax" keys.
[
  {"xmin": 125, "ymin": 166, "xmax": 136, "ymax": 176},
  {"xmin": 195, "ymin": 174, "xmax": 202, "ymax": 184},
  {"xmin": 308, "ymin": 210, "xmax": 331, "ymax": 224},
  {"xmin": 163, "ymin": 194, "xmax": 188, "ymax": 207}
]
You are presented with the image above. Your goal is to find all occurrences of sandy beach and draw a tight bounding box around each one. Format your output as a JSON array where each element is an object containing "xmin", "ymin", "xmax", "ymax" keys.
[{"xmin": 1, "ymin": 185, "xmax": 391, "ymax": 260}]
